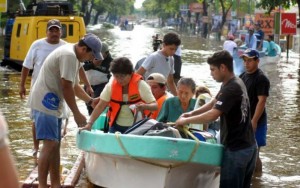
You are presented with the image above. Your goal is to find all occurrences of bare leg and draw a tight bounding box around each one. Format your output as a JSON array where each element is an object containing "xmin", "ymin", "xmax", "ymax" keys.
[
  {"xmin": 38, "ymin": 140, "xmax": 60, "ymax": 188},
  {"xmin": 49, "ymin": 141, "xmax": 61, "ymax": 188},
  {"xmin": 32, "ymin": 122, "xmax": 39, "ymax": 156}
]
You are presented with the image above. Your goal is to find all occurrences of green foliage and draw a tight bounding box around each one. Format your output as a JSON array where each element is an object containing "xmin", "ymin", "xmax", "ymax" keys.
[{"xmin": 256, "ymin": 0, "xmax": 299, "ymax": 15}]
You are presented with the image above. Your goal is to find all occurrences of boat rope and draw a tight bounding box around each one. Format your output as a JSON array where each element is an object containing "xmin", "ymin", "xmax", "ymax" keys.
[
  {"xmin": 114, "ymin": 127, "xmax": 200, "ymax": 169},
  {"xmin": 182, "ymin": 126, "xmax": 200, "ymax": 162}
]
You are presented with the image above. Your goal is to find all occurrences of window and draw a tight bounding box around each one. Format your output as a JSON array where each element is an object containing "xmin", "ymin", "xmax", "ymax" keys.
[
  {"xmin": 69, "ymin": 24, "xmax": 73, "ymax": 36},
  {"xmin": 61, "ymin": 24, "xmax": 67, "ymax": 38},
  {"xmin": 16, "ymin": 24, "xmax": 21, "ymax": 37}
]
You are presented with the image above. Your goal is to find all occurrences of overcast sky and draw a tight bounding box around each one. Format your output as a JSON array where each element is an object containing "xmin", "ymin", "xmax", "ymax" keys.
[{"xmin": 134, "ymin": 0, "xmax": 144, "ymax": 9}]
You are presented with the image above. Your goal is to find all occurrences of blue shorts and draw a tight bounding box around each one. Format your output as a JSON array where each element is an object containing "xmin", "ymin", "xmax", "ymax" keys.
[
  {"xmin": 255, "ymin": 120, "xmax": 267, "ymax": 147},
  {"xmin": 33, "ymin": 110, "xmax": 62, "ymax": 142}
]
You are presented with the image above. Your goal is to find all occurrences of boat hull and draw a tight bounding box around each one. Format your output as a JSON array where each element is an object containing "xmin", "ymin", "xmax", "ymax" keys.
[
  {"xmin": 85, "ymin": 152, "xmax": 220, "ymax": 188},
  {"xmin": 77, "ymin": 130, "xmax": 224, "ymax": 188}
]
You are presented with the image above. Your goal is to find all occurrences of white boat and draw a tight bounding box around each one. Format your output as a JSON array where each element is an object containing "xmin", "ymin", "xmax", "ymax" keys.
[{"xmin": 77, "ymin": 120, "xmax": 224, "ymax": 188}]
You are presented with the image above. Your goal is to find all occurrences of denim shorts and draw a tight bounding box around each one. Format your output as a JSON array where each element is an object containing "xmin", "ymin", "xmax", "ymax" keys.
[
  {"xmin": 255, "ymin": 120, "xmax": 267, "ymax": 147},
  {"xmin": 220, "ymin": 144, "xmax": 257, "ymax": 188},
  {"xmin": 33, "ymin": 110, "xmax": 62, "ymax": 142}
]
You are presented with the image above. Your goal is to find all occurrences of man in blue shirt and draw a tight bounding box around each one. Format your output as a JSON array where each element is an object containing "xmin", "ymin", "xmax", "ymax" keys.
[{"xmin": 254, "ymin": 23, "xmax": 265, "ymax": 51}]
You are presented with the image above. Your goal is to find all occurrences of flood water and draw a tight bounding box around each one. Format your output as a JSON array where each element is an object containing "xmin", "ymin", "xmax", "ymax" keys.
[{"xmin": 1, "ymin": 25, "xmax": 300, "ymax": 187}]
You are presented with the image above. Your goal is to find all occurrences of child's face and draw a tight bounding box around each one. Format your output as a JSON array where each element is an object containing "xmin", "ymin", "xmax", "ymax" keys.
[{"xmin": 162, "ymin": 44, "xmax": 178, "ymax": 56}]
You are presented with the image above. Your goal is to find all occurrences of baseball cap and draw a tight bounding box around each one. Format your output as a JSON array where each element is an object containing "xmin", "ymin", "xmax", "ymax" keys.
[
  {"xmin": 82, "ymin": 33, "xmax": 104, "ymax": 61},
  {"xmin": 240, "ymin": 49, "xmax": 259, "ymax": 59},
  {"xmin": 147, "ymin": 73, "xmax": 166, "ymax": 85},
  {"xmin": 101, "ymin": 42, "xmax": 109, "ymax": 53},
  {"xmin": 47, "ymin": 19, "xmax": 62, "ymax": 30}
]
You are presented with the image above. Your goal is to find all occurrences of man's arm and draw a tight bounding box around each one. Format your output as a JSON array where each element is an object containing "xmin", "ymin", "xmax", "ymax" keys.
[
  {"xmin": 176, "ymin": 108, "xmax": 221, "ymax": 126},
  {"xmin": 61, "ymin": 79, "xmax": 87, "ymax": 126},
  {"xmin": 136, "ymin": 66, "xmax": 146, "ymax": 76},
  {"xmin": 19, "ymin": 67, "xmax": 30, "ymax": 99},
  {"xmin": 81, "ymin": 99, "xmax": 109, "ymax": 131},
  {"xmin": 74, "ymin": 83, "xmax": 93, "ymax": 102},
  {"xmin": 167, "ymin": 74, "xmax": 177, "ymax": 96},
  {"xmin": 136, "ymin": 101, "xmax": 158, "ymax": 112},
  {"xmin": 251, "ymin": 95, "xmax": 267, "ymax": 131},
  {"xmin": 79, "ymin": 67, "xmax": 94, "ymax": 97},
  {"xmin": 182, "ymin": 98, "xmax": 216, "ymax": 118}
]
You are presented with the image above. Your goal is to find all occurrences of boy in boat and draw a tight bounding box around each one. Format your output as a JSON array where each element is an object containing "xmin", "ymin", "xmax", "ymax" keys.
[
  {"xmin": 136, "ymin": 32, "xmax": 181, "ymax": 96},
  {"xmin": 27, "ymin": 33, "xmax": 101, "ymax": 188},
  {"xmin": 175, "ymin": 50, "xmax": 257, "ymax": 187},
  {"xmin": 240, "ymin": 49, "xmax": 270, "ymax": 173}
]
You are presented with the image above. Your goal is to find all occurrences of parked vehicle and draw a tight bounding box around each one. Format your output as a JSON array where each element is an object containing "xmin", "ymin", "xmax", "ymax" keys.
[{"xmin": 1, "ymin": 0, "xmax": 86, "ymax": 70}]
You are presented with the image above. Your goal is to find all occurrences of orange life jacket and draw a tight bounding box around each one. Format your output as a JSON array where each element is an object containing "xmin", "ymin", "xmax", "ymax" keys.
[
  {"xmin": 108, "ymin": 73, "xmax": 143, "ymax": 126},
  {"xmin": 145, "ymin": 93, "xmax": 167, "ymax": 119}
]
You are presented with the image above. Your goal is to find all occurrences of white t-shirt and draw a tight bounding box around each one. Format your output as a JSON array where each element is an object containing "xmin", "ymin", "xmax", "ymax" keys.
[
  {"xmin": 142, "ymin": 50, "xmax": 175, "ymax": 79},
  {"xmin": 28, "ymin": 44, "xmax": 81, "ymax": 117},
  {"xmin": 85, "ymin": 70, "xmax": 109, "ymax": 85},
  {"xmin": 175, "ymin": 46, "xmax": 182, "ymax": 56},
  {"xmin": 223, "ymin": 40, "xmax": 237, "ymax": 55},
  {"xmin": 23, "ymin": 38, "xmax": 67, "ymax": 87},
  {"xmin": 100, "ymin": 77, "xmax": 156, "ymax": 126}
]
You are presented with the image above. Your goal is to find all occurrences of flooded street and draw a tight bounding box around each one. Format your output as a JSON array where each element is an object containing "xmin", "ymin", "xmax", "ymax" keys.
[{"xmin": 1, "ymin": 25, "xmax": 300, "ymax": 187}]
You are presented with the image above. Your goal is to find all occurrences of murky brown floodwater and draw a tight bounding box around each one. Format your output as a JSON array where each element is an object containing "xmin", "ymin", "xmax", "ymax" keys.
[{"xmin": 0, "ymin": 25, "xmax": 300, "ymax": 187}]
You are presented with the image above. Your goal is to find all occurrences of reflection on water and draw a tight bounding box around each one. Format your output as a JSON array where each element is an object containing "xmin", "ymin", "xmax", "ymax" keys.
[{"xmin": 0, "ymin": 25, "xmax": 300, "ymax": 187}]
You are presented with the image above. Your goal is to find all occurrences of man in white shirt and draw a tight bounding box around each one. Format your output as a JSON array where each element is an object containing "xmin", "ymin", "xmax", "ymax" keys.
[
  {"xmin": 19, "ymin": 19, "xmax": 93, "ymax": 156},
  {"xmin": 223, "ymin": 34, "xmax": 237, "ymax": 55},
  {"xmin": 19, "ymin": 19, "xmax": 67, "ymax": 156},
  {"xmin": 28, "ymin": 33, "xmax": 102, "ymax": 188},
  {"xmin": 245, "ymin": 26, "xmax": 257, "ymax": 50}
]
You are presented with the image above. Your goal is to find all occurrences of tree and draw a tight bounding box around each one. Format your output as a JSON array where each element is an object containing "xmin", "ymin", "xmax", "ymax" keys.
[
  {"xmin": 217, "ymin": 0, "xmax": 233, "ymax": 32},
  {"xmin": 256, "ymin": 0, "xmax": 300, "ymax": 18}
]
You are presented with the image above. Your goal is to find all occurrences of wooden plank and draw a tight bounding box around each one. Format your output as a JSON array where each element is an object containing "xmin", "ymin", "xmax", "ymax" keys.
[
  {"xmin": 22, "ymin": 152, "xmax": 84, "ymax": 188},
  {"xmin": 62, "ymin": 151, "xmax": 85, "ymax": 188},
  {"xmin": 22, "ymin": 166, "xmax": 39, "ymax": 188}
]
